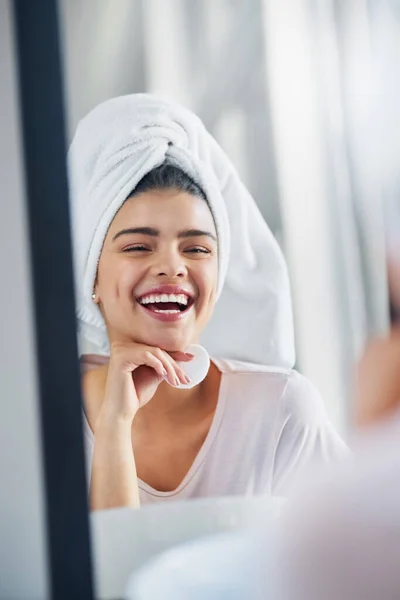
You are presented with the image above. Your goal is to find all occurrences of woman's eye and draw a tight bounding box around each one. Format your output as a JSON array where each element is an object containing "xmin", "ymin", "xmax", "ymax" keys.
[
  {"xmin": 186, "ymin": 247, "xmax": 211, "ymax": 254},
  {"xmin": 123, "ymin": 245, "xmax": 150, "ymax": 253}
]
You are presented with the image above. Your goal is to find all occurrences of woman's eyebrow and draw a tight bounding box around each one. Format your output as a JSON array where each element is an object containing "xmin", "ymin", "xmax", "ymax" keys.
[
  {"xmin": 177, "ymin": 229, "xmax": 217, "ymax": 242},
  {"xmin": 112, "ymin": 227, "xmax": 159, "ymax": 241},
  {"xmin": 112, "ymin": 227, "xmax": 217, "ymax": 242}
]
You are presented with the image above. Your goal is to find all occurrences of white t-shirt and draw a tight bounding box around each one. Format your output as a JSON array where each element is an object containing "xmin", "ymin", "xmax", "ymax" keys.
[{"xmin": 82, "ymin": 358, "xmax": 347, "ymax": 503}]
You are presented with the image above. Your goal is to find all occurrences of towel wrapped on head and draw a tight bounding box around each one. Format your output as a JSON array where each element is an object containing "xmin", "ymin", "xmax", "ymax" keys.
[{"xmin": 68, "ymin": 93, "xmax": 295, "ymax": 368}]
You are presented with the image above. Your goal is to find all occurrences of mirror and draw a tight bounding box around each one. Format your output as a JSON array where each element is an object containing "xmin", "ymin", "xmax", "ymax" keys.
[{"xmin": 58, "ymin": 1, "xmax": 399, "ymax": 598}]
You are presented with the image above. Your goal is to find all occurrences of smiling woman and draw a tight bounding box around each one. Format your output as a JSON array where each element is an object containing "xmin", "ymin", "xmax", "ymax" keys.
[
  {"xmin": 94, "ymin": 170, "xmax": 218, "ymax": 355},
  {"xmin": 68, "ymin": 94, "xmax": 347, "ymax": 511}
]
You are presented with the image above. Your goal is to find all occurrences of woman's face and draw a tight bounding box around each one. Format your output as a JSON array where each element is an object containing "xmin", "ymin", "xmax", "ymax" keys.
[{"xmin": 94, "ymin": 189, "xmax": 218, "ymax": 352}]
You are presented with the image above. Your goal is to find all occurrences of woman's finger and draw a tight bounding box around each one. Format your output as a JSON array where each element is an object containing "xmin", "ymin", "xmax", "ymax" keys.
[
  {"xmin": 167, "ymin": 351, "xmax": 195, "ymax": 383},
  {"xmin": 168, "ymin": 351, "xmax": 195, "ymax": 362},
  {"xmin": 165, "ymin": 353, "xmax": 192, "ymax": 385},
  {"xmin": 140, "ymin": 352, "xmax": 168, "ymax": 381},
  {"xmin": 149, "ymin": 348, "xmax": 180, "ymax": 386},
  {"xmin": 152, "ymin": 348, "xmax": 191, "ymax": 386},
  {"xmin": 111, "ymin": 342, "xmax": 192, "ymax": 386}
]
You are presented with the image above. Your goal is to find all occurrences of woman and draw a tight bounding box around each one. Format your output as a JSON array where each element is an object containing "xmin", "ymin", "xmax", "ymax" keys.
[{"xmin": 68, "ymin": 94, "xmax": 346, "ymax": 510}]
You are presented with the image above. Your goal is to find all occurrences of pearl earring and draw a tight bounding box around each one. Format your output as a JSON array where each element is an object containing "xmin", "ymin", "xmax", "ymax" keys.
[{"xmin": 92, "ymin": 293, "xmax": 96, "ymax": 301}]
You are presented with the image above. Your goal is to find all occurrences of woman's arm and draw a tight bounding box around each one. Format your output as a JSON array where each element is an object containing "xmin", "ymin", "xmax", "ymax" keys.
[
  {"xmin": 90, "ymin": 413, "xmax": 139, "ymax": 510},
  {"xmin": 271, "ymin": 371, "xmax": 348, "ymax": 496},
  {"xmin": 88, "ymin": 342, "xmax": 193, "ymax": 511}
]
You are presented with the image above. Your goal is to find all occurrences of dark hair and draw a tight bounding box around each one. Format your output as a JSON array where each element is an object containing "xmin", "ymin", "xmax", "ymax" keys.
[{"xmin": 129, "ymin": 163, "xmax": 208, "ymax": 202}]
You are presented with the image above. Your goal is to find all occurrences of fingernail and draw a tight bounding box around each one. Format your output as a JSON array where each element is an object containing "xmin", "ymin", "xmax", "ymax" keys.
[
  {"xmin": 185, "ymin": 353, "xmax": 195, "ymax": 358},
  {"xmin": 185, "ymin": 375, "xmax": 191, "ymax": 384},
  {"xmin": 162, "ymin": 368, "xmax": 168, "ymax": 378},
  {"xmin": 175, "ymin": 376, "xmax": 181, "ymax": 386}
]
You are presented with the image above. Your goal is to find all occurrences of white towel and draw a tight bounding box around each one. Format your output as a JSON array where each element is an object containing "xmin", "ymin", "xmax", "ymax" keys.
[{"xmin": 68, "ymin": 94, "xmax": 295, "ymax": 368}]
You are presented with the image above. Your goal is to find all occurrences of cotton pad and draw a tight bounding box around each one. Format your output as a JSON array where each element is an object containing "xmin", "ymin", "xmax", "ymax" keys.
[{"xmin": 169, "ymin": 344, "xmax": 210, "ymax": 389}]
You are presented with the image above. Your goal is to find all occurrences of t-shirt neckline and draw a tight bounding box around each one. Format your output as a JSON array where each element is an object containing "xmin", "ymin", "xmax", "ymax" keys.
[{"xmin": 137, "ymin": 358, "xmax": 228, "ymax": 497}]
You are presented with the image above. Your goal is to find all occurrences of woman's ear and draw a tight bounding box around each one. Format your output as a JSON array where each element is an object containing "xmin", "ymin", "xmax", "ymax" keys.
[{"xmin": 92, "ymin": 280, "xmax": 100, "ymax": 304}]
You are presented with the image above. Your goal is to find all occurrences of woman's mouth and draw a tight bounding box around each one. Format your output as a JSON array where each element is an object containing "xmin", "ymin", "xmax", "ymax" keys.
[{"xmin": 136, "ymin": 292, "xmax": 195, "ymax": 322}]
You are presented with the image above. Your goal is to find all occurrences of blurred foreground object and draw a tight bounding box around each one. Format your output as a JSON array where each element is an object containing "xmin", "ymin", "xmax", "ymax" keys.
[
  {"xmin": 279, "ymin": 304, "xmax": 400, "ymax": 600},
  {"xmin": 354, "ymin": 326, "xmax": 400, "ymax": 426},
  {"xmin": 125, "ymin": 530, "xmax": 269, "ymax": 600},
  {"xmin": 92, "ymin": 496, "xmax": 283, "ymax": 599},
  {"xmin": 278, "ymin": 410, "xmax": 400, "ymax": 600}
]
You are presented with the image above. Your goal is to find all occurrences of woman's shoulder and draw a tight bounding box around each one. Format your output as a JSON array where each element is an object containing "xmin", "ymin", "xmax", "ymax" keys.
[
  {"xmin": 81, "ymin": 353, "xmax": 109, "ymax": 372},
  {"xmin": 212, "ymin": 357, "xmax": 292, "ymax": 378},
  {"xmin": 215, "ymin": 358, "xmax": 326, "ymax": 418},
  {"xmin": 213, "ymin": 356, "xmax": 306, "ymax": 389}
]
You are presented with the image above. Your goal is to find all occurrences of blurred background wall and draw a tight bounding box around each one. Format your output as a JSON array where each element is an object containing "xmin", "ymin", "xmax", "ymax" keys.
[{"xmin": 59, "ymin": 0, "xmax": 400, "ymax": 433}]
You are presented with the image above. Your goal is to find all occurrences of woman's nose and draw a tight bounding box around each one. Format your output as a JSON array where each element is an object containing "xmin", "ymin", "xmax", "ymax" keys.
[{"xmin": 150, "ymin": 251, "xmax": 188, "ymax": 278}]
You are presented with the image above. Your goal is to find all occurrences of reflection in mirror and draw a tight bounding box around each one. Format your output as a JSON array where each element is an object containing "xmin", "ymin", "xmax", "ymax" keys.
[{"xmin": 59, "ymin": 1, "xmax": 399, "ymax": 598}]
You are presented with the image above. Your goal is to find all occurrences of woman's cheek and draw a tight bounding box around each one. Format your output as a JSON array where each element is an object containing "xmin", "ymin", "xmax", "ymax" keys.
[{"xmin": 115, "ymin": 260, "xmax": 142, "ymax": 295}]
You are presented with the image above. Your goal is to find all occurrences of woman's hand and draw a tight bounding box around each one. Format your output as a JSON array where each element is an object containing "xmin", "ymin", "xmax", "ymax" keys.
[
  {"xmin": 90, "ymin": 342, "xmax": 194, "ymax": 510},
  {"xmin": 97, "ymin": 341, "xmax": 194, "ymax": 425},
  {"xmin": 355, "ymin": 326, "xmax": 400, "ymax": 427}
]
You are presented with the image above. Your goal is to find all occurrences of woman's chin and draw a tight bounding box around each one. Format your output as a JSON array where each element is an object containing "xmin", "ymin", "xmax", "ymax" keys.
[{"xmin": 141, "ymin": 331, "xmax": 194, "ymax": 353}]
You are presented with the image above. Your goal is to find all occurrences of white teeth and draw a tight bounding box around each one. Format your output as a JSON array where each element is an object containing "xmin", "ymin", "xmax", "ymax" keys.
[
  {"xmin": 177, "ymin": 294, "xmax": 188, "ymax": 306},
  {"xmin": 139, "ymin": 292, "xmax": 190, "ymax": 305},
  {"xmin": 154, "ymin": 309, "xmax": 180, "ymax": 314}
]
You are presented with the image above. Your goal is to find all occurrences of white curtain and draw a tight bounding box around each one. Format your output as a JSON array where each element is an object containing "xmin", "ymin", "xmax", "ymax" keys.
[{"xmin": 262, "ymin": 0, "xmax": 396, "ymax": 432}]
